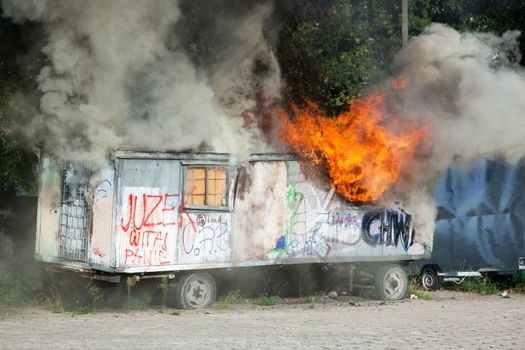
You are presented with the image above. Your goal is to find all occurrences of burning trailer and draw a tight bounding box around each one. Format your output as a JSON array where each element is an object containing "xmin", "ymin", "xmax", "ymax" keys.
[{"xmin": 35, "ymin": 151, "xmax": 430, "ymax": 308}]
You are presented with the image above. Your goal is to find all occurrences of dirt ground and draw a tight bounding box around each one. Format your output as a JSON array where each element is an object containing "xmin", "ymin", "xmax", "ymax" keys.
[{"xmin": 1, "ymin": 290, "xmax": 524, "ymax": 350}]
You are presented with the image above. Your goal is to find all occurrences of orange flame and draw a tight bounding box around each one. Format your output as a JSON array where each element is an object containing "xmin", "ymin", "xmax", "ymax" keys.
[{"xmin": 279, "ymin": 81, "xmax": 427, "ymax": 203}]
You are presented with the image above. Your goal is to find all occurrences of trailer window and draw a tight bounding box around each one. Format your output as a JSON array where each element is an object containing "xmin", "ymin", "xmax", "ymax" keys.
[{"xmin": 185, "ymin": 166, "xmax": 228, "ymax": 208}]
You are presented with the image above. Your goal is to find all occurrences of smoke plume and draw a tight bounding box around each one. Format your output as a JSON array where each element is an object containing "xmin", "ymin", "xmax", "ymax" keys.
[
  {"xmin": 385, "ymin": 23, "xmax": 525, "ymax": 245},
  {"xmin": 1, "ymin": 0, "xmax": 281, "ymax": 168}
]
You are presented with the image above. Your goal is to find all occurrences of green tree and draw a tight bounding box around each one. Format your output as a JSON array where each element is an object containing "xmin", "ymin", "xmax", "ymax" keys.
[
  {"xmin": 0, "ymin": 88, "xmax": 36, "ymax": 193},
  {"xmin": 408, "ymin": 0, "xmax": 525, "ymax": 64},
  {"xmin": 277, "ymin": 0, "xmax": 525, "ymax": 112},
  {"xmin": 0, "ymin": 14, "xmax": 38, "ymax": 193},
  {"xmin": 278, "ymin": 0, "xmax": 401, "ymax": 111},
  {"xmin": 277, "ymin": 0, "xmax": 402, "ymax": 111}
]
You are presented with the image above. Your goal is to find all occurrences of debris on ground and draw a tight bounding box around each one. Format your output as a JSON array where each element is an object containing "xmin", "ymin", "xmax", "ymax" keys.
[{"xmin": 327, "ymin": 291, "xmax": 338, "ymax": 299}]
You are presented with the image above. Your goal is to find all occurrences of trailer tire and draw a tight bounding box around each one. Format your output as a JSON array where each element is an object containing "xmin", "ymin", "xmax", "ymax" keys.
[
  {"xmin": 173, "ymin": 273, "xmax": 217, "ymax": 309},
  {"xmin": 374, "ymin": 265, "xmax": 408, "ymax": 300},
  {"xmin": 420, "ymin": 267, "xmax": 441, "ymax": 291}
]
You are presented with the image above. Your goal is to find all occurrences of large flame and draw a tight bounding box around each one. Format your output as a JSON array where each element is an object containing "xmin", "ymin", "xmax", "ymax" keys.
[{"xmin": 279, "ymin": 80, "xmax": 427, "ymax": 203}]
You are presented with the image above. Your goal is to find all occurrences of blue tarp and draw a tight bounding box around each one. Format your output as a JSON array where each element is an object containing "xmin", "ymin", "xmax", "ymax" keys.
[{"xmin": 430, "ymin": 158, "xmax": 525, "ymax": 272}]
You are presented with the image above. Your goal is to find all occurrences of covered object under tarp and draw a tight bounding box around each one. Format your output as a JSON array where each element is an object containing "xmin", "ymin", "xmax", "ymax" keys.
[{"xmin": 427, "ymin": 158, "xmax": 525, "ymax": 273}]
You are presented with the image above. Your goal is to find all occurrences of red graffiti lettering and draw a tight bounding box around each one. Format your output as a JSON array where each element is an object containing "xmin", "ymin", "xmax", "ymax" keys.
[
  {"xmin": 120, "ymin": 194, "xmax": 137, "ymax": 232},
  {"xmin": 162, "ymin": 194, "xmax": 178, "ymax": 226},
  {"xmin": 121, "ymin": 192, "xmax": 180, "ymax": 232},
  {"xmin": 92, "ymin": 247, "xmax": 105, "ymax": 257},
  {"xmin": 125, "ymin": 247, "xmax": 170, "ymax": 266},
  {"xmin": 129, "ymin": 229, "xmax": 140, "ymax": 247},
  {"xmin": 143, "ymin": 249, "xmax": 152, "ymax": 266},
  {"xmin": 129, "ymin": 229, "xmax": 164, "ymax": 248},
  {"xmin": 153, "ymin": 231, "xmax": 168, "ymax": 251},
  {"xmin": 121, "ymin": 191, "xmax": 194, "ymax": 266},
  {"xmin": 143, "ymin": 194, "xmax": 163, "ymax": 227},
  {"xmin": 178, "ymin": 194, "xmax": 197, "ymax": 232},
  {"xmin": 124, "ymin": 249, "xmax": 136, "ymax": 265}
]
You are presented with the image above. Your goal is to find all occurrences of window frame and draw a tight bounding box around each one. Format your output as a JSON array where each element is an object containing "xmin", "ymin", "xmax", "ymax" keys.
[{"xmin": 182, "ymin": 164, "xmax": 230, "ymax": 211}]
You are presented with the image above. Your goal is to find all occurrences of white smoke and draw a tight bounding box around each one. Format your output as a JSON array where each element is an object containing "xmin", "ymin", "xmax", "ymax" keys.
[
  {"xmin": 1, "ymin": 0, "xmax": 280, "ymax": 168},
  {"xmin": 385, "ymin": 23, "xmax": 525, "ymax": 247}
]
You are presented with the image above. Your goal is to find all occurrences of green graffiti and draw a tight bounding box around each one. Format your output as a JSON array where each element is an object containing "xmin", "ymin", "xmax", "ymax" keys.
[{"xmin": 273, "ymin": 183, "xmax": 303, "ymax": 252}]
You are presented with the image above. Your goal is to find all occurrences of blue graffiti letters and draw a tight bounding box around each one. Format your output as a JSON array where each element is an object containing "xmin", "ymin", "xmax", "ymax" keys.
[
  {"xmin": 361, "ymin": 210, "xmax": 414, "ymax": 251},
  {"xmin": 182, "ymin": 214, "xmax": 230, "ymax": 257},
  {"xmin": 361, "ymin": 211, "xmax": 382, "ymax": 247}
]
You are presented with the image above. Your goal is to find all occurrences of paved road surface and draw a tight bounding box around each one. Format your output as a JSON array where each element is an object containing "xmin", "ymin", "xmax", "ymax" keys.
[{"xmin": 1, "ymin": 291, "xmax": 524, "ymax": 349}]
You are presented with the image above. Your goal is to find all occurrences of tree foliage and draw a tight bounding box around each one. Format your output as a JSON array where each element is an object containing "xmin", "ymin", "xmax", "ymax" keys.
[
  {"xmin": 409, "ymin": 0, "xmax": 525, "ymax": 65},
  {"xmin": 277, "ymin": 0, "xmax": 402, "ymax": 111},
  {"xmin": 0, "ymin": 14, "xmax": 38, "ymax": 192},
  {"xmin": 278, "ymin": 0, "xmax": 525, "ymax": 110},
  {"xmin": 0, "ymin": 86, "xmax": 36, "ymax": 193}
]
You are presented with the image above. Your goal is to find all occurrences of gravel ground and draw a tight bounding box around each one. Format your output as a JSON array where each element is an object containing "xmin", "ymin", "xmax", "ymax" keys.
[{"xmin": 1, "ymin": 290, "xmax": 524, "ymax": 349}]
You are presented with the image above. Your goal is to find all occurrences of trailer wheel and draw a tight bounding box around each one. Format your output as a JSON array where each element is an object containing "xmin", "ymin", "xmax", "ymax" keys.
[
  {"xmin": 420, "ymin": 267, "xmax": 441, "ymax": 291},
  {"xmin": 375, "ymin": 265, "xmax": 408, "ymax": 300},
  {"xmin": 174, "ymin": 273, "xmax": 217, "ymax": 309}
]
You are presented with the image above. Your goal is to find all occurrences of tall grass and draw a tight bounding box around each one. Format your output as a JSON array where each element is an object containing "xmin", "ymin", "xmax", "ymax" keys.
[{"xmin": 443, "ymin": 276, "xmax": 500, "ymax": 295}]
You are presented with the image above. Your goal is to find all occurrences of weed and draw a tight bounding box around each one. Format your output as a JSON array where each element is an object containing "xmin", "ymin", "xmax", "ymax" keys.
[
  {"xmin": 215, "ymin": 289, "xmax": 245, "ymax": 309},
  {"xmin": 126, "ymin": 276, "xmax": 135, "ymax": 308},
  {"xmin": 126, "ymin": 293, "xmax": 153, "ymax": 309},
  {"xmin": 66, "ymin": 303, "xmax": 91, "ymax": 314},
  {"xmin": 408, "ymin": 278, "xmax": 432, "ymax": 300},
  {"xmin": 40, "ymin": 285, "xmax": 65, "ymax": 313},
  {"xmin": 160, "ymin": 276, "xmax": 169, "ymax": 308},
  {"xmin": 88, "ymin": 285, "xmax": 102, "ymax": 310},
  {"xmin": 257, "ymin": 293, "xmax": 280, "ymax": 306},
  {"xmin": 125, "ymin": 276, "xmax": 151, "ymax": 309},
  {"xmin": 443, "ymin": 276, "xmax": 500, "ymax": 295},
  {"xmin": 301, "ymin": 291, "xmax": 325, "ymax": 304},
  {"xmin": 38, "ymin": 284, "xmax": 96, "ymax": 314}
]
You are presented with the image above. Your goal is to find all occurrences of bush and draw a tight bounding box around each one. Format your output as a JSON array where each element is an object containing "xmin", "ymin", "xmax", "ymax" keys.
[
  {"xmin": 215, "ymin": 290, "xmax": 245, "ymax": 309},
  {"xmin": 257, "ymin": 293, "xmax": 280, "ymax": 306}
]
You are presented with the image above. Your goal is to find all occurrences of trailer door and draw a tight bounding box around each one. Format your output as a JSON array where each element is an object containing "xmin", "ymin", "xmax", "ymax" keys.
[{"xmin": 116, "ymin": 158, "xmax": 181, "ymax": 268}]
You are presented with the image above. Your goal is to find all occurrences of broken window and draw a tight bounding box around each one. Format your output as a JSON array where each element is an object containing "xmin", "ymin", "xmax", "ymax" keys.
[
  {"xmin": 184, "ymin": 166, "xmax": 228, "ymax": 208},
  {"xmin": 59, "ymin": 161, "xmax": 90, "ymax": 262}
]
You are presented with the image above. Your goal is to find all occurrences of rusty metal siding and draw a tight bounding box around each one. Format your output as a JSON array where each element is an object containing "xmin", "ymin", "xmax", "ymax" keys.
[
  {"xmin": 89, "ymin": 166, "xmax": 115, "ymax": 268},
  {"xmin": 231, "ymin": 161, "xmax": 287, "ymax": 262},
  {"xmin": 35, "ymin": 156, "xmax": 62, "ymax": 261}
]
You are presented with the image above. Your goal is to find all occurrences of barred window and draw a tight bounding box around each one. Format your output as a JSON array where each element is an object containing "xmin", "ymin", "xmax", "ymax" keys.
[{"xmin": 185, "ymin": 166, "xmax": 228, "ymax": 208}]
